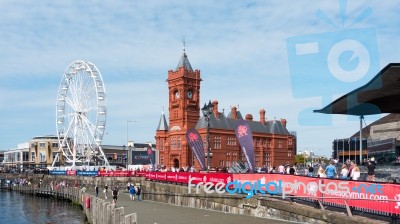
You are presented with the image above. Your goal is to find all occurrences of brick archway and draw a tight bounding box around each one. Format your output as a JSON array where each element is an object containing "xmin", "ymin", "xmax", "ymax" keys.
[{"xmin": 172, "ymin": 158, "xmax": 179, "ymax": 169}]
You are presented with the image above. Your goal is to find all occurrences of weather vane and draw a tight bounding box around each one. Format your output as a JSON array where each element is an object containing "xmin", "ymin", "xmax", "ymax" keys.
[{"xmin": 182, "ymin": 36, "xmax": 186, "ymax": 52}]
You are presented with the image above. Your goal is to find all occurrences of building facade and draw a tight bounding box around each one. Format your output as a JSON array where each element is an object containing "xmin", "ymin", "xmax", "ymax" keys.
[
  {"xmin": 3, "ymin": 142, "xmax": 30, "ymax": 169},
  {"xmin": 2, "ymin": 135, "xmax": 156, "ymax": 170},
  {"xmin": 155, "ymin": 49, "xmax": 296, "ymax": 171},
  {"xmin": 0, "ymin": 151, "xmax": 4, "ymax": 166},
  {"xmin": 332, "ymin": 113, "xmax": 400, "ymax": 165},
  {"xmin": 29, "ymin": 136, "xmax": 62, "ymax": 168}
]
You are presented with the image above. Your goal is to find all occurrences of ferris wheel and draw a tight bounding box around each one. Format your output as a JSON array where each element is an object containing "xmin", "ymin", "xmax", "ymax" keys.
[{"xmin": 55, "ymin": 60, "xmax": 109, "ymax": 169}]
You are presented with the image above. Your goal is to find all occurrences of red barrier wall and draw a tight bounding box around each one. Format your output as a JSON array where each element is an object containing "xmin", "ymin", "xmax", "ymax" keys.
[
  {"xmin": 143, "ymin": 172, "xmax": 400, "ymax": 215},
  {"xmin": 145, "ymin": 171, "xmax": 232, "ymax": 185},
  {"xmin": 98, "ymin": 171, "xmax": 133, "ymax": 177}
]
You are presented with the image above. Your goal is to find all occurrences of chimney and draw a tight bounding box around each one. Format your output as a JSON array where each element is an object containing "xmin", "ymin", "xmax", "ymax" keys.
[
  {"xmin": 231, "ymin": 106, "xmax": 237, "ymax": 119},
  {"xmin": 281, "ymin": 118, "xmax": 287, "ymax": 128},
  {"xmin": 259, "ymin": 109, "xmax": 266, "ymax": 124},
  {"xmin": 245, "ymin": 114, "xmax": 253, "ymax": 121},
  {"xmin": 212, "ymin": 100, "xmax": 219, "ymax": 118}
]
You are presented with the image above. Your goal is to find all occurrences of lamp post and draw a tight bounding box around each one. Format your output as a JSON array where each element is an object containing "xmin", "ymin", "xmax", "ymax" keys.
[
  {"xmin": 201, "ymin": 100, "xmax": 214, "ymax": 171},
  {"xmin": 122, "ymin": 145, "xmax": 126, "ymax": 169},
  {"xmin": 128, "ymin": 141, "xmax": 134, "ymax": 170}
]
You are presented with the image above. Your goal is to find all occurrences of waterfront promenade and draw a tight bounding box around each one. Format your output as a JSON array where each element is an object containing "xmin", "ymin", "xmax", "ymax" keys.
[
  {"xmin": 84, "ymin": 188, "xmax": 297, "ymax": 224},
  {"xmin": 2, "ymin": 173, "xmax": 393, "ymax": 224}
]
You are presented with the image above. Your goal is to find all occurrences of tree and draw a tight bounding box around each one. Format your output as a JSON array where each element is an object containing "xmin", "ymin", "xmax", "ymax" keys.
[{"xmin": 295, "ymin": 154, "xmax": 305, "ymax": 165}]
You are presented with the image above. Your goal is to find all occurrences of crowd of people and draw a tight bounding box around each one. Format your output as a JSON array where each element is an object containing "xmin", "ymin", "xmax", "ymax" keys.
[
  {"xmin": 132, "ymin": 158, "xmax": 377, "ymax": 182},
  {"xmin": 49, "ymin": 180, "xmax": 70, "ymax": 190},
  {"xmin": 92, "ymin": 182, "xmax": 142, "ymax": 205},
  {"xmin": 7, "ymin": 178, "xmax": 31, "ymax": 187},
  {"xmin": 313, "ymin": 158, "xmax": 376, "ymax": 181}
]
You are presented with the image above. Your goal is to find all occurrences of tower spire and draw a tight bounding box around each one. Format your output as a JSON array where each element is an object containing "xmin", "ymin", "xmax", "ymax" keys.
[
  {"xmin": 157, "ymin": 106, "xmax": 169, "ymax": 131},
  {"xmin": 175, "ymin": 39, "xmax": 193, "ymax": 71}
]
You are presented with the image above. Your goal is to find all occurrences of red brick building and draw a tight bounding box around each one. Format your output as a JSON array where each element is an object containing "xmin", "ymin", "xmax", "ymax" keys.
[{"xmin": 155, "ymin": 49, "xmax": 296, "ymax": 171}]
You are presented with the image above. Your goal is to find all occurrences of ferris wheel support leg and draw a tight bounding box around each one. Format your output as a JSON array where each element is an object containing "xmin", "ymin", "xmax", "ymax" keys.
[
  {"xmin": 97, "ymin": 146, "xmax": 110, "ymax": 167},
  {"xmin": 71, "ymin": 160, "xmax": 77, "ymax": 171},
  {"xmin": 51, "ymin": 153, "xmax": 60, "ymax": 169}
]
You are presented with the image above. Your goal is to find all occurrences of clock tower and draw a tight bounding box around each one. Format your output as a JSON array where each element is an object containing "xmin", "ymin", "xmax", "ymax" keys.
[
  {"xmin": 156, "ymin": 46, "xmax": 201, "ymax": 169},
  {"xmin": 167, "ymin": 47, "xmax": 201, "ymax": 130}
]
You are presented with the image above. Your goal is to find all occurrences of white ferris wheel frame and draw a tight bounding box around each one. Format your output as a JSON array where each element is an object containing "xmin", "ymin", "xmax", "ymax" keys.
[{"xmin": 55, "ymin": 60, "xmax": 110, "ymax": 169}]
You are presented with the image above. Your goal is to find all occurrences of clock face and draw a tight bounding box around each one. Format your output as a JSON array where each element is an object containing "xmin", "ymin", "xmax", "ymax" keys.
[
  {"xmin": 175, "ymin": 91, "xmax": 180, "ymax": 99},
  {"xmin": 186, "ymin": 90, "xmax": 193, "ymax": 99}
]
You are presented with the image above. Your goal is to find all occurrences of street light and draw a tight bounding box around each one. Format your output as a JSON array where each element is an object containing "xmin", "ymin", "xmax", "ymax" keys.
[
  {"xmin": 128, "ymin": 141, "xmax": 134, "ymax": 169},
  {"xmin": 201, "ymin": 100, "xmax": 214, "ymax": 171},
  {"xmin": 122, "ymin": 145, "xmax": 126, "ymax": 169}
]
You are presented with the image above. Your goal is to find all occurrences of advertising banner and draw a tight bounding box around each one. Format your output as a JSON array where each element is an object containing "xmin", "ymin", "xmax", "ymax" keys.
[
  {"xmin": 134, "ymin": 171, "xmax": 400, "ymax": 215},
  {"xmin": 131, "ymin": 151, "xmax": 155, "ymax": 165},
  {"xmin": 186, "ymin": 128, "xmax": 206, "ymax": 170},
  {"xmin": 98, "ymin": 170, "xmax": 133, "ymax": 177},
  {"xmin": 67, "ymin": 170, "xmax": 76, "ymax": 176},
  {"xmin": 193, "ymin": 172, "xmax": 233, "ymax": 186},
  {"xmin": 147, "ymin": 147, "xmax": 154, "ymax": 168},
  {"xmin": 136, "ymin": 171, "xmax": 147, "ymax": 177},
  {"xmin": 233, "ymin": 174, "xmax": 400, "ymax": 215},
  {"xmin": 49, "ymin": 170, "xmax": 67, "ymax": 175},
  {"xmin": 233, "ymin": 173, "xmax": 322, "ymax": 199},
  {"xmin": 76, "ymin": 170, "xmax": 98, "ymax": 176},
  {"xmin": 235, "ymin": 120, "xmax": 255, "ymax": 172},
  {"xmin": 322, "ymin": 179, "xmax": 400, "ymax": 215},
  {"xmin": 145, "ymin": 171, "xmax": 233, "ymax": 186}
]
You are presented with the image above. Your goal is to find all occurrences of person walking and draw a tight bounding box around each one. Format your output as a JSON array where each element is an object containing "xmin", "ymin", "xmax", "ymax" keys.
[
  {"xmin": 129, "ymin": 184, "xmax": 136, "ymax": 201},
  {"xmin": 112, "ymin": 186, "xmax": 119, "ymax": 204},
  {"xmin": 325, "ymin": 161, "xmax": 337, "ymax": 179},
  {"xmin": 95, "ymin": 184, "xmax": 99, "ymax": 197},
  {"xmin": 317, "ymin": 166, "xmax": 326, "ymax": 178},
  {"xmin": 304, "ymin": 165, "xmax": 310, "ymax": 176},
  {"xmin": 367, "ymin": 160, "xmax": 376, "ymax": 181},
  {"xmin": 351, "ymin": 166, "xmax": 361, "ymax": 180},
  {"xmin": 289, "ymin": 165, "xmax": 296, "ymax": 175},
  {"xmin": 104, "ymin": 184, "xmax": 108, "ymax": 199},
  {"xmin": 278, "ymin": 164, "xmax": 285, "ymax": 174},
  {"xmin": 135, "ymin": 186, "xmax": 142, "ymax": 201},
  {"xmin": 308, "ymin": 165, "xmax": 314, "ymax": 177},
  {"xmin": 348, "ymin": 161, "xmax": 355, "ymax": 180},
  {"xmin": 340, "ymin": 164, "xmax": 349, "ymax": 180}
]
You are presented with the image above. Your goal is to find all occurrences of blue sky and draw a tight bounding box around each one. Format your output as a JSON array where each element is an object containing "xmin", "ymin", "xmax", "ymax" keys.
[{"xmin": 1, "ymin": 0, "xmax": 399, "ymax": 157}]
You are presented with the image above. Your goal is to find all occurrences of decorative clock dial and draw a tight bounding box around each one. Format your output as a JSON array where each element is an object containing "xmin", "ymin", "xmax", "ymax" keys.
[{"xmin": 187, "ymin": 90, "xmax": 193, "ymax": 99}]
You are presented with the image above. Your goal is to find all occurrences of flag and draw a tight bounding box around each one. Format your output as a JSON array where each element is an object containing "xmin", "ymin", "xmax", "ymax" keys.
[
  {"xmin": 147, "ymin": 147, "xmax": 154, "ymax": 168},
  {"xmin": 235, "ymin": 120, "xmax": 255, "ymax": 172},
  {"xmin": 186, "ymin": 128, "xmax": 206, "ymax": 170}
]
